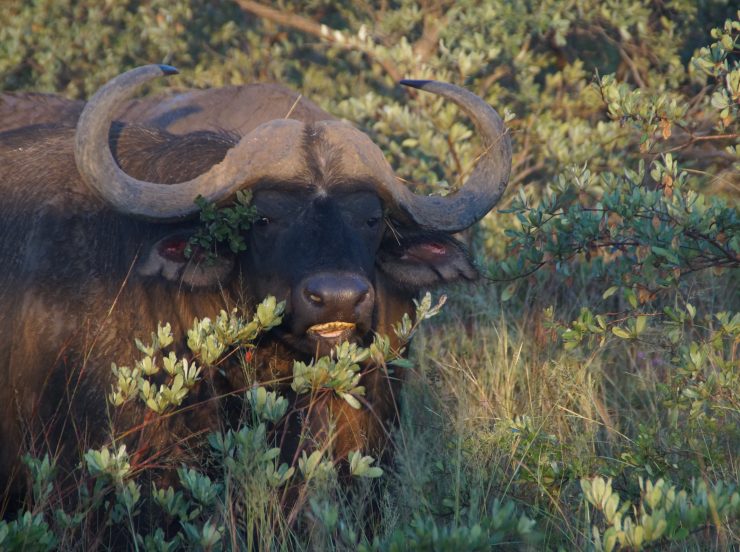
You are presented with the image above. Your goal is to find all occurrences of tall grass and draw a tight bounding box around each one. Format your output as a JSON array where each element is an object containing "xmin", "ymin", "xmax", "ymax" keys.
[
  {"xmin": 2, "ymin": 259, "xmax": 738, "ymax": 550},
  {"xmin": 387, "ymin": 267, "xmax": 739, "ymax": 549}
]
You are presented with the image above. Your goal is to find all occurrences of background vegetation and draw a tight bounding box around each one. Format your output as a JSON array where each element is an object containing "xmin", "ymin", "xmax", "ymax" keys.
[{"xmin": 1, "ymin": 0, "xmax": 738, "ymax": 549}]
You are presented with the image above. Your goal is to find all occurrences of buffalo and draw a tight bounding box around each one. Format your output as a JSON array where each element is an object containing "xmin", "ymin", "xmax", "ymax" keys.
[{"xmin": 0, "ymin": 65, "xmax": 511, "ymax": 502}]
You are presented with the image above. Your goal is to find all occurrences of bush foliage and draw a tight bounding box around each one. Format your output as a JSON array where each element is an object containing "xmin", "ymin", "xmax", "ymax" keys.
[{"xmin": 1, "ymin": 1, "xmax": 738, "ymax": 550}]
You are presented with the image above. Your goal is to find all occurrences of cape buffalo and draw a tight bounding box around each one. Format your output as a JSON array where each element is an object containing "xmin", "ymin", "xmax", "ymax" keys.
[{"xmin": 0, "ymin": 65, "xmax": 511, "ymax": 501}]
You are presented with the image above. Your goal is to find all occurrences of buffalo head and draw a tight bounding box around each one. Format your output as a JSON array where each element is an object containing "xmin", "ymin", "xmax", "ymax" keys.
[{"xmin": 74, "ymin": 65, "xmax": 511, "ymax": 358}]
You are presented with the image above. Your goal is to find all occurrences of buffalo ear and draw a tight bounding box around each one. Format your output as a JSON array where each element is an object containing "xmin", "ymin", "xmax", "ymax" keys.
[
  {"xmin": 376, "ymin": 229, "xmax": 478, "ymax": 291},
  {"xmin": 137, "ymin": 233, "xmax": 234, "ymax": 288}
]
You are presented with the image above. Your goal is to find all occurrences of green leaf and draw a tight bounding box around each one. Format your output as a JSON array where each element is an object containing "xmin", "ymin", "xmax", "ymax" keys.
[
  {"xmin": 501, "ymin": 282, "xmax": 517, "ymax": 302},
  {"xmin": 612, "ymin": 327, "xmax": 632, "ymax": 339},
  {"xmin": 651, "ymin": 246, "xmax": 680, "ymax": 264},
  {"xmin": 603, "ymin": 286, "xmax": 619, "ymax": 299},
  {"xmin": 340, "ymin": 393, "xmax": 362, "ymax": 410},
  {"xmin": 389, "ymin": 358, "xmax": 414, "ymax": 369},
  {"xmin": 635, "ymin": 315, "xmax": 648, "ymax": 335},
  {"xmin": 364, "ymin": 467, "xmax": 384, "ymax": 478},
  {"xmin": 625, "ymin": 288, "xmax": 638, "ymax": 310},
  {"xmin": 686, "ymin": 303, "xmax": 696, "ymax": 319}
]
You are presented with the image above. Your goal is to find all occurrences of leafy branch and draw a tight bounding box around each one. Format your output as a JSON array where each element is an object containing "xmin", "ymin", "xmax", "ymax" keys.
[{"xmin": 186, "ymin": 190, "xmax": 259, "ymax": 262}]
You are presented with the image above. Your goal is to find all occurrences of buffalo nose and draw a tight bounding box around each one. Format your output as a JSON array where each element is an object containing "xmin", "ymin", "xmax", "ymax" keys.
[{"xmin": 296, "ymin": 272, "xmax": 374, "ymax": 326}]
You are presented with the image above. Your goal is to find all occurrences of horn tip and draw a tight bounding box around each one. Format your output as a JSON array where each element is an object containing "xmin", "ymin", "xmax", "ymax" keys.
[
  {"xmin": 400, "ymin": 79, "xmax": 432, "ymax": 90},
  {"xmin": 158, "ymin": 64, "xmax": 179, "ymax": 76}
]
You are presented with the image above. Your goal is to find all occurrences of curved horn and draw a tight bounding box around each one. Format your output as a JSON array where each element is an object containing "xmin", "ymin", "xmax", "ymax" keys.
[
  {"xmin": 75, "ymin": 65, "xmax": 304, "ymax": 221},
  {"xmin": 384, "ymin": 80, "xmax": 512, "ymax": 232}
]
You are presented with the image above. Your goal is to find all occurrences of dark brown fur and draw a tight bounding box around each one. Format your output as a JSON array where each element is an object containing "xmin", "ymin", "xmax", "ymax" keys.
[
  {"xmin": 0, "ymin": 86, "xmax": 477, "ymax": 515},
  {"xmin": 0, "ymin": 121, "xmax": 246, "ymax": 502},
  {"xmin": 0, "ymin": 118, "xmax": 416, "ymax": 503}
]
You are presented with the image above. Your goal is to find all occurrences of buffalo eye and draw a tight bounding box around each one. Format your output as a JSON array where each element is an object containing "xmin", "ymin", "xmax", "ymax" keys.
[
  {"xmin": 376, "ymin": 231, "xmax": 478, "ymax": 290},
  {"xmin": 158, "ymin": 237, "xmax": 189, "ymax": 262},
  {"xmin": 255, "ymin": 216, "xmax": 271, "ymax": 227},
  {"xmin": 366, "ymin": 216, "xmax": 381, "ymax": 228}
]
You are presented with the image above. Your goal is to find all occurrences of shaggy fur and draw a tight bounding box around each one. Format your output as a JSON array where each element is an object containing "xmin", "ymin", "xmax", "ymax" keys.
[{"xmin": 0, "ymin": 92, "xmax": 477, "ymax": 507}]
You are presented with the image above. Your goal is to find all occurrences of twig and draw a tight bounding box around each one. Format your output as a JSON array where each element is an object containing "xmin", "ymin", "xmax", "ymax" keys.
[
  {"xmin": 483, "ymin": 261, "xmax": 547, "ymax": 283},
  {"xmin": 510, "ymin": 161, "xmax": 545, "ymax": 186},
  {"xmin": 659, "ymin": 132, "xmax": 740, "ymax": 154},
  {"xmin": 594, "ymin": 27, "xmax": 647, "ymax": 88},
  {"xmin": 234, "ymin": 0, "xmax": 404, "ymax": 82},
  {"xmin": 413, "ymin": 7, "xmax": 444, "ymax": 62},
  {"xmin": 235, "ymin": 0, "xmax": 325, "ymax": 40},
  {"xmin": 446, "ymin": 134, "xmax": 464, "ymax": 177}
]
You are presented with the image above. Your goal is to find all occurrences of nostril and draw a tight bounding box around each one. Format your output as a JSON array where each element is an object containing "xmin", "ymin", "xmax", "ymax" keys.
[
  {"xmin": 355, "ymin": 289, "xmax": 370, "ymax": 306},
  {"xmin": 305, "ymin": 289, "xmax": 324, "ymax": 305}
]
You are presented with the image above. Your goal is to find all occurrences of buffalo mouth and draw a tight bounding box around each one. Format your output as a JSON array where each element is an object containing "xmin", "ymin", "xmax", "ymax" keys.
[
  {"xmin": 307, "ymin": 321, "xmax": 356, "ymax": 341},
  {"xmin": 273, "ymin": 320, "xmax": 368, "ymax": 358}
]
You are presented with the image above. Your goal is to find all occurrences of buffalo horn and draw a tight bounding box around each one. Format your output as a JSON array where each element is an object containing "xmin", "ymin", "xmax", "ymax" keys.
[
  {"xmin": 75, "ymin": 67, "xmax": 510, "ymax": 228},
  {"xmin": 74, "ymin": 65, "xmax": 309, "ymax": 221},
  {"xmin": 384, "ymin": 80, "xmax": 512, "ymax": 232}
]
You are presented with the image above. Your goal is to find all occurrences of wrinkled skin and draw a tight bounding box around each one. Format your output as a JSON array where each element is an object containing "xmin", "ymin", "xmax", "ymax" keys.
[{"xmin": 0, "ymin": 90, "xmax": 478, "ymax": 506}]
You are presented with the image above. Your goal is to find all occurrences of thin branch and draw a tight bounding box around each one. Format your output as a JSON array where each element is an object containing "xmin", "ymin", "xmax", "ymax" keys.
[
  {"xmin": 413, "ymin": 10, "xmax": 445, "ymax": 63},
  {"xmin": 234, "ymin": 0, "xmax": 404, "ymax": 82},
  {"xmin": 689, "ymin": 133, "xmax": 739, "ymax": 142},
  {"xmin": 235, "ymin": 0, "xmax": 328, "ymax": 40},
  {"xmin": 483, "ymin": 261, "xmax": 547, "ymax": 283},
  {"xmin": 659, "ymin": 132, "xmax": 740, "ymax": 155},
  {"xmin": 480, "ymin": 65, "xmax": 510, "ymax": 94},
  {"xmin": 594, "ymin": 26, "xmax": 647, "ymax": 88},
  {"xmin": 446, "ymin": 134, "xmax": 464, "ymax": 178},
  {"xmin": 510, "ymin": 161, "xmax": 545, "ymax": 186}
]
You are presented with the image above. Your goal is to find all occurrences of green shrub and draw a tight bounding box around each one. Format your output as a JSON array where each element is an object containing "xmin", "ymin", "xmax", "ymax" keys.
[{"xmin": 1, "ymin": 1, "xmax": 738, "ymax": 550}]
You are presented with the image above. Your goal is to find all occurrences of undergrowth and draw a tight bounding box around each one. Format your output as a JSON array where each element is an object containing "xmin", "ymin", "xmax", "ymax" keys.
[
  {"xmin": 1, "ymin": 3, "xmax": 739, "ymax": 550},
  {"xmin": 2, "ymin": 268, "xmax": 738, "ymax": 550}
]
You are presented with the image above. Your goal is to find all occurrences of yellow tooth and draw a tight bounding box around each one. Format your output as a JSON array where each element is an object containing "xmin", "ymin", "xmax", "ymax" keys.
[{"xmin": 308, "ymin": 321, "xmax": 356, "ymax": 333}]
